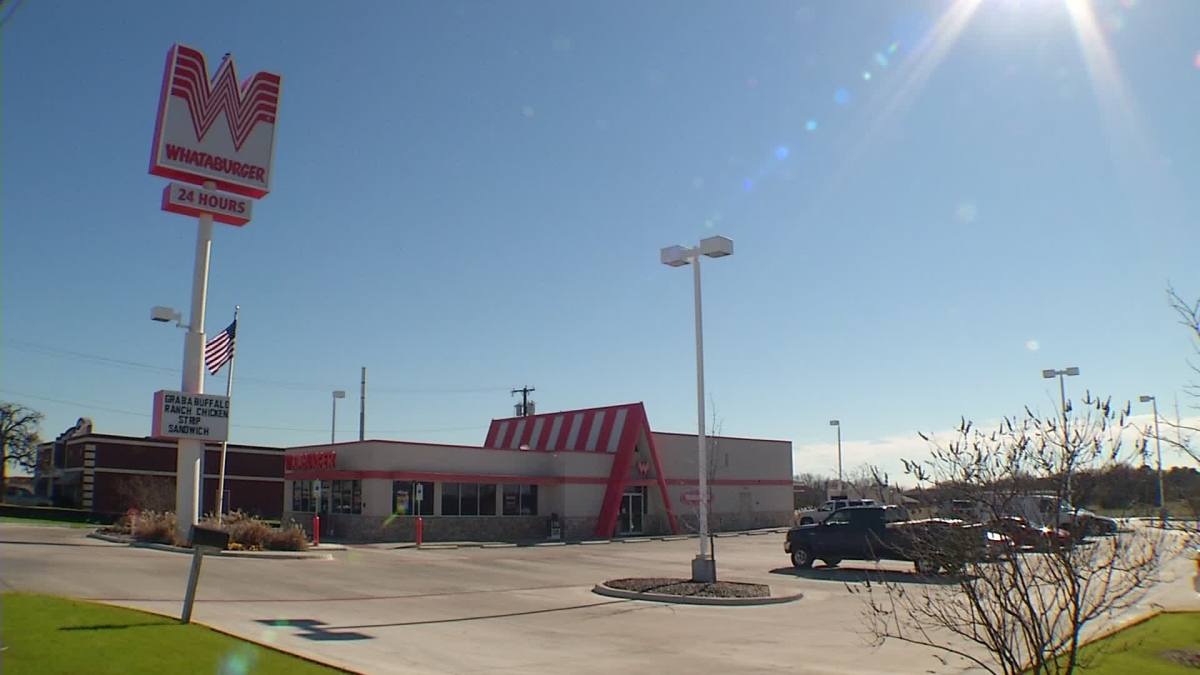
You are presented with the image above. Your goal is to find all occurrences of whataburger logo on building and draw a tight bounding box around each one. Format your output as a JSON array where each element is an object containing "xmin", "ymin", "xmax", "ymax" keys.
[{"xmin": 149, "ymin": 44, "xmax": 281, "ymax": 200}]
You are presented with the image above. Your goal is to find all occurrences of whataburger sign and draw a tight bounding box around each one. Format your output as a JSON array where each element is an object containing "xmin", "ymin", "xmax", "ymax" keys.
[{"xmin": 150, "ymin": 44, "xmax": 281, "ymax": 224}]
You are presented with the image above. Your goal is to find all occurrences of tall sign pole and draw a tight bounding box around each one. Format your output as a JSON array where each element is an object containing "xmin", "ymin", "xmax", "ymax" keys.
[
  {"xmin": 177, "ymin": 188, "xmax": 215, "ymax": 538},
  {"xmin": 148, "ymin": 44, "xmax": 281, "ymax": 542}
]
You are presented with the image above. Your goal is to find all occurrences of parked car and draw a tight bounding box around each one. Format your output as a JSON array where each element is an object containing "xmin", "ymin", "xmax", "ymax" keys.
[
  {"xmin": 785, "ymin": 505, "xmax": 982, "ymax": 575},
  {"xmin": 1083, "ymin": 515, "xmax": 1120, "ymax": 536},
  {"xmin": 983, "ymin": 516, "xmax": 1071, "ymax": 552},
  {"xmin": 3, "ymin": 486, "xmax": 53, "ymax": 507},
  {"xmin": 795, "ymin": 497, "xmax": 877, "ymax": 525},
  {"xmin": 1001, "ymin": 494, "xmax": 1122, "ymax": 539}
]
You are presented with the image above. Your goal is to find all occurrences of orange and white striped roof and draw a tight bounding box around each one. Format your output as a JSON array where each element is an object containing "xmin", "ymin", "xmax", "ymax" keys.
[{"xmin": 484, "ymin": 402, "xmax": 649, "ymax": 454}]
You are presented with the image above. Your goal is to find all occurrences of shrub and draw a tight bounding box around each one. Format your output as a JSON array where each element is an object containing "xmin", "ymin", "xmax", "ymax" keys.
[
  {"xmin": 153, "ymin": 510, "xmax": 308, "ymax": 551},
  {"xmin": 131, "ymin": 510, "xmax": 176, "ymax": 544},
  {"xmin": 227, "ymin": 518, "xmax": 271, "ymax": 550},
  {"xmin": 262, "ymin": 524, "xmax": 309, "ymax": 551}
]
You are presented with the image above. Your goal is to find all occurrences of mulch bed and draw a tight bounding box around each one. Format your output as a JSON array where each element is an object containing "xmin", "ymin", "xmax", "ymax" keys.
[{"xmin": 605, "ymin": 577, "xmax": 770, "ymax": 598}]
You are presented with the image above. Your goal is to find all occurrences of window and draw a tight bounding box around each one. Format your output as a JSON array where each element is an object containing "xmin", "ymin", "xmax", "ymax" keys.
[
  {"xmin": 291, "ymin": 480, "xmax": 327, "ymax": 512},
  {"xmin": 479, "ymin": 483, "xmax": 497, "ymax": 516},
  {"xmin": 460, "ymin": 483, "xmax": 480, "ymax": 516},
  {"xmin": 502, "ymin": 484, "xmax": 538, "ymax": 516},
  {"xmin": 441, "ymin": 482, "xmax": 460, "ymax": 516},
  {"xmin": 438, "ymin": 483, "xmax": 498, "ymax": 516},
  {"xmin": 330, "ymin": 480, "xmax": 362, "ymax": 514},
  {"xmin": 825, "ymin": 511, "xmax": 851, "ymax": 525},
  {"xmin": 392, "ymin": 481, "xmax": 433, "ymax": 516}
]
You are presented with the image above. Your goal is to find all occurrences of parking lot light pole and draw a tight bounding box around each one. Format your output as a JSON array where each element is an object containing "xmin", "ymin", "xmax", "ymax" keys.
[
  {"xmin": 1042, "ymin": 367, "xmax": 1079, "ymax": 502},
  {"xmin": 829, "ymin": 420, "xmax": 842, "ymax": 487},
  {"xmin": 1138, "ymin": 395, "xmax": 1166, "ymax": 524},
  {"xmin": 331, "ymin": 390, "xmax": 346, "ymax": 445},
  {"xmin": 660, "ymin": 235, "xmax": 733, "ymax": 583}
]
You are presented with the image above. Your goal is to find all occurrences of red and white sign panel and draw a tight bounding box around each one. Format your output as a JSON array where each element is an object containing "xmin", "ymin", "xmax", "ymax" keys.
[
  {"xmin": 162, "ymin": 182, "xmax": 252, "ymax": 226},
  {"xmin": 149, "ymin": 44, "xmax": 281, "ymax": 199},
  {"xmin": 680, "ymin": 489, "xmax": 713, "ymax": 505},
  {"xmin": 151, "ymin": 389, "xmax": 231, "ymax": 441}
]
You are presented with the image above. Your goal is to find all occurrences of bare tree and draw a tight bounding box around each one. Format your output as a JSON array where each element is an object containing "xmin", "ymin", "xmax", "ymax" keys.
[
  {"xmin": 853, "ymin": 393, "xmax": 1183, "ymax": 674},
  {"xmin": 113, "ymin": 475, "xmax": 175, "ymax": 513},
  {"xmin": 1, "ymin": 402, "xmax": 44, "ymax": 498},
  {"xmin": 677, "ymin": 401, "xmax": 725, "ymax": 535},
  {"xmin": 1160, "ymin": 286, "xmax": 1200, "ymax": 465}
]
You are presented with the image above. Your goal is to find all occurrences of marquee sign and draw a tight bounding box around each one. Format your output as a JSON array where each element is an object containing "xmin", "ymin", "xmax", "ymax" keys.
[
  {"xmin": 149, "ymin": 44, "xmax": 281, "ymax": 199},
  {"xmin": 151, "ymin": 390, "xmax": 231, "ymax": 441}
]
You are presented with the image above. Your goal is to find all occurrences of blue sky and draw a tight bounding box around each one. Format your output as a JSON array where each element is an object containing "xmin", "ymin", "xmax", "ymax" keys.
[{"xmin": 4, "ymin": 0, "xmax": 1199, "ymax": 479}]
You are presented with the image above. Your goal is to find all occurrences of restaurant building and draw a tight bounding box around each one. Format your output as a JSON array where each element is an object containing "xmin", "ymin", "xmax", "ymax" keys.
[
  {"xmin": 34, "ymin": 417, "xmax": 284, "ymax": 518},
  {"xmin": 282, "ymin": 402, "xmax": 793, "ymax": 542}
]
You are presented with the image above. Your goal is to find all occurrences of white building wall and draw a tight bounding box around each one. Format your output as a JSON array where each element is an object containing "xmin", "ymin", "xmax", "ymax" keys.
[{"xmin": 284, "ymin": 428, "xmax": 793, "ymax": 540}]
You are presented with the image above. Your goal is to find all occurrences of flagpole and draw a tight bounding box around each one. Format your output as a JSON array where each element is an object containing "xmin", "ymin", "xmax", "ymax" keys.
[{"xmin": 215, "ymin": 305, "xmax": 239, "ymax": 521}]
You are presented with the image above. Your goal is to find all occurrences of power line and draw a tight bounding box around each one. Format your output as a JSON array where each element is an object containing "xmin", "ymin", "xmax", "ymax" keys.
[
  {"xmin": 0, "ymin": 389, "xmax": 488, "ymax": 436},
  {"xmin": 3, "ymin": 339, "xmax": 512, "ymax": 395}
]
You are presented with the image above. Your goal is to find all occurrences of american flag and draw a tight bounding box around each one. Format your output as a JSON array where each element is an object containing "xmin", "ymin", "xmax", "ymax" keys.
[{"xmin": 204, "ymin": 319, "xmax": 237, "ymax": 375}]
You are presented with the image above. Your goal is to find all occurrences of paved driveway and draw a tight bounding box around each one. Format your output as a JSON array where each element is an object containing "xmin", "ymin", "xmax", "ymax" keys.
[{"xmin": 2, "ymin": 524, "xmax": 1196, "ymax": 674}]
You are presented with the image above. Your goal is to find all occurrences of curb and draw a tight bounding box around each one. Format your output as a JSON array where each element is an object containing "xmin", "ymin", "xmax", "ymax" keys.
[
  {"xmin": 591, "ymin": 583, "xmax": 802, "ymax": 606},
  {"xmin": 87, "ymin": 532, "xmax": 132, "ymax": 545},
  {"xmin": 124, "ymin": 539, "xmax": 334, "ymax": 560},
  {"xmin": 382, "ymin": 527, "xmax": 788, "ymax": 551},
  {"xmin": 89, "ymin": 530, "xmax": 339, "ymax": 559}
]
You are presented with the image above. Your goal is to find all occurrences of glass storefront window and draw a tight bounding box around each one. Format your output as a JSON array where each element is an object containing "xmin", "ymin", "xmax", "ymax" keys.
[
  {"xmin": 391, "ymin": 481, "xmax": 433, "ymax": 516},
  {"xmin": 460, "ymin": 483, "xmax": 480, "ymax": 516},
  {"xmin": 291, "ymin": 480, "xmax": 329, "ymax": 512},
  {"xmin": 479, "ymin": 483, "xmax": 497, "ymax": 516},
  {"xmin": 502, "ymin": 484, "xmax": 538, "ymax": 516},
  {"xmin": 330, "ymin": 480, "xmax": 362, "ymax": 514},
  {"xmin": 441, "ymin": 482, "xmax": 460, "ymax": 516}
]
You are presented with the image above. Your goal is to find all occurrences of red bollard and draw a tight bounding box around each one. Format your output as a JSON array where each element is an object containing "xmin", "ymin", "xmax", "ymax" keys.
[
  {"xmin": 313, "ymin": 514, "xmax": 320, "ymax": 546},
  {"xmin": 415, "ymin": 516, "xmax": 423, "ymax": 548}
]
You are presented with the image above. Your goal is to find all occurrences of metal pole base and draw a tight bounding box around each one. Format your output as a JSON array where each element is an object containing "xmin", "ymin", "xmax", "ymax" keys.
[
  {"xmin": 691, "ymin": 555, "xmax": 716, "ymax": 583},
  {"xmin": 181, "ymin": 548, "xmax": 205, "ymax": 624}
]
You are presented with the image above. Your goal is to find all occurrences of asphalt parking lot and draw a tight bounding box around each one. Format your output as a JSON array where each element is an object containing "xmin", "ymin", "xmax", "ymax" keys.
[{"xmin": 2, "ymin": 523, "xmax": 1196, "ymax": 674}]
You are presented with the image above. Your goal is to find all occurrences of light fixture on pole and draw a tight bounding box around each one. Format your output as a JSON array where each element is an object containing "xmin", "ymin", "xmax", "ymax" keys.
[
  {"xmin": 1138, "ymin": 395, "xmax": 1166, "ymax": 524},
  {"xmin": 1042, "ymin": 367, "xmax": 1080, "ymax": 501},
  {"xmin": 660, "ymin": 234, "xmax": 733, "ymax": 583},
  {"xmin": 331, "ymin": 390, "xmax": 346, "ymax": 445},
  {"xmin": 829, "ymin": 419, "xmax": 843, "ymax": 487}
]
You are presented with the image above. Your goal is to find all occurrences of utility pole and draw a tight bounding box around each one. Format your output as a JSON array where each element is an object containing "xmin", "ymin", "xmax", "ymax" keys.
[
  {"xmin": 359, "ymin": 367, "xmax": 367, "ymax": 441},
  {"xmin": 511, "ymin": 385, "xmax": 535, "ymax": 417}
]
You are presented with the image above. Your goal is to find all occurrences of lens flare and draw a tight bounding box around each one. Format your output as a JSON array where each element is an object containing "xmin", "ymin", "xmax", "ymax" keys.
[
  {"xmin": 954, "ymin": 202, "xmax": 978, "ymax": 224},
  {"xmin": 218, "ymin": 646, "xmax": 258, "ymax": 675},
  {"xmin": 805, "ymin": 119, "xmax": 818, "ymax": 132},
  {"xmin": 774, "ymin": 146, "xmax": 790, "ymax": 160},
  {"xmin": 834, "ymin": 88, "xmax": 851, "ymax": 105}
]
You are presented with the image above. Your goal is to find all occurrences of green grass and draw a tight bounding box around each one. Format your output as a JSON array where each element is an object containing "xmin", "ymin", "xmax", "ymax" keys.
[
  {"xmin": 1072, "ymin": 612, "xmax": 1200, "ymax": 674},
  {"xmin": 1, "ymin": 593, "xmax": 341, "ymax": 674}
]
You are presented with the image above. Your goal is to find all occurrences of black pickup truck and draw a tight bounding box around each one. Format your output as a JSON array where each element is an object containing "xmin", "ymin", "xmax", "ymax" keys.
[{"xmin": 785, "ymin": 505, "xmax": 980, "ymax": 575}]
